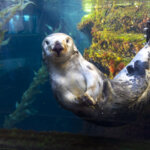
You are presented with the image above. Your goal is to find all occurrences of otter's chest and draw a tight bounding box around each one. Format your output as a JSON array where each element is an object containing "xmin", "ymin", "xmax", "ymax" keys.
[{"xmin": 51, "ymin": 71, "xmax": 86, "ymax": 96}]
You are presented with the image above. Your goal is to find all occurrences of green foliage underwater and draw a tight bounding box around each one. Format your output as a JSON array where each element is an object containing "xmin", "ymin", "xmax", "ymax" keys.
[{"xmin": 79, "ymin": 0, "xmax": 150, "ymax": 78}]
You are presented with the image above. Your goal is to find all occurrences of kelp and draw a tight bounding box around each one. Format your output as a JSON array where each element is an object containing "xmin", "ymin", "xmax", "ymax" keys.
[
  {"xmin": 78, "ymin": 1, "xmax": 149, "ymax": 78},
  {"xmin": 0, "ymin": 0, "xmax": 33, "ymax": 47},
  {"xmin": 3, "ymin": 65, "xmax": 48, "ymax": 128}
]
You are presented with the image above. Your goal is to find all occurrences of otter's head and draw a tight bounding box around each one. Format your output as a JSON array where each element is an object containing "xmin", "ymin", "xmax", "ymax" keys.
[{"xmin": 42, "ymin": 33, "xmax": 78, "ymax": 64}]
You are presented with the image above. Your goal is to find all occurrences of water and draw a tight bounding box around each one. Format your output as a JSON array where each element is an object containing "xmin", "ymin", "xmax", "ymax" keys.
[
  {"xmin": 0, "ymin": 0, "xmax": 90, "ymax": 132},
  {"xmin": 0, "ymin": 0, "xmax": 150, "ymax": 139}
]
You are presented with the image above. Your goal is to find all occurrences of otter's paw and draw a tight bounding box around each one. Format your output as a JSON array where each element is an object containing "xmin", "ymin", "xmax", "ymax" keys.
[{"xmin": 77, "ymin": 93, "xmax": 96, "ymax": 106}]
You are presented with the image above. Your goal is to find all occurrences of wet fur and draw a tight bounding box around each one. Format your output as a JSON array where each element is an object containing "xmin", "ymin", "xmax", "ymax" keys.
[{"xmin": 43, "ymin": 33, "xmax": 150, "ymax": 126}]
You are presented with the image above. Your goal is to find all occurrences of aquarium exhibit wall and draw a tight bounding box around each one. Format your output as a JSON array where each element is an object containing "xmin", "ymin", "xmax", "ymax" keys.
[{"xmin": 0, "ymin": 0, "xmax": 150, "ymax": 138}]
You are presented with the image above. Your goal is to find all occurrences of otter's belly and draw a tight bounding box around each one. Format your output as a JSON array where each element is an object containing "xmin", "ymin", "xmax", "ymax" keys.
[{"xmin": 66, "ymin": 72, "xmax": 86, "ymax": 96}]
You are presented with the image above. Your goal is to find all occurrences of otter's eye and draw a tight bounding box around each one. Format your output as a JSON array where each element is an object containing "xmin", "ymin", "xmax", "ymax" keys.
[
  {"xmin": 45, "ymin": 40, "xmax": 49, "ymax": 45},
  {"xmin": 66, "ymin": 38, "xmax": 69, "ymax": 43}
]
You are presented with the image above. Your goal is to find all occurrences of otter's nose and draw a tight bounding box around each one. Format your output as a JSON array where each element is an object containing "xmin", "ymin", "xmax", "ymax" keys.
[{"xmin": 52, "ymin": 41, "xmax": 64, "ymax": 56}]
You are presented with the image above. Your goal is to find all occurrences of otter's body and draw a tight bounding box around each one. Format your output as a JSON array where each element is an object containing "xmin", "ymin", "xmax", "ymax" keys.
[
  {"xmin": 42, "ymin": 33, "xmax": 150, "ymax": 126},
  {"xmin": 49, "ymin": 53, "xmax": 103, "ymax": 103}
]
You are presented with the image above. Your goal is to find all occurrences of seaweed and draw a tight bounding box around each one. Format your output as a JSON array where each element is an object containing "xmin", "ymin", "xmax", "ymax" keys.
[
  {"xmin": 78, "ymin": 1, "xmax": 149, "ymax": 78},
  {"xmin": 3, "ymin": 65, "xmax": 48, "ymax": 128},
  {"xmin": 0, "ymin": 0, "xmax": 33, "ymax": 48}
]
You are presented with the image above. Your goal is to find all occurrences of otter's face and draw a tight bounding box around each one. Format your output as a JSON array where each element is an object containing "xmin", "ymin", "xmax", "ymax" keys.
[{"xmin": 42, "ymin": 33, "xmax": 78, "ymax": 63}]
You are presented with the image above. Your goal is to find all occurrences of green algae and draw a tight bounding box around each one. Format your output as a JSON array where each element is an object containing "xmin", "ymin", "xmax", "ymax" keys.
[
  {"xmin": 78, "ymin": 1, "xmax": 149, "ymax": 78},
  {"xmin": 3, "ymin": 65, "xmax": 48, "ymax": 128}
]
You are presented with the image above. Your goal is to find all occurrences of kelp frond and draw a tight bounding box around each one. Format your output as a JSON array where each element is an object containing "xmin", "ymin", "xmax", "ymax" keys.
[{"xmin": 0, "ymin": 0, "xmax": 34, "ymax": 47}]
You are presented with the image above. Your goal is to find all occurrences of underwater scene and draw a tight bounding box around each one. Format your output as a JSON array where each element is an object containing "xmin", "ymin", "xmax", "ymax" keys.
[{"xmin": 1, "ymin": 0, "xmax": 150, "ymax": 149}]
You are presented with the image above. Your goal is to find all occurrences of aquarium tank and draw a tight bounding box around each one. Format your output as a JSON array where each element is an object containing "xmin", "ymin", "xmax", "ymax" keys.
[{"xmin": 1, "ymin": 0, "xmax": 150, "ymax": 145}]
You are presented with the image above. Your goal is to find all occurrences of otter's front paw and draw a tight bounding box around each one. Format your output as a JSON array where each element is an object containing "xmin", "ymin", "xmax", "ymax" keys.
[{"xmin": 77, "ymin": 93, "xmax": 96, "ymax": 106}]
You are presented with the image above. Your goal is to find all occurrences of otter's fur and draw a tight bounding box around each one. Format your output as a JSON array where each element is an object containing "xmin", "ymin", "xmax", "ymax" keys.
[{"xmin": 42, "ymin": 33, "xmax": 150, "ymax": 126}]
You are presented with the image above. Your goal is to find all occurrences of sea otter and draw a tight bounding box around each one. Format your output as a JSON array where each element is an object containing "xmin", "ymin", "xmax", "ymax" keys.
[{"xmin": 42, "ymin": 32, "xmax": 150, "ymax": 126}]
